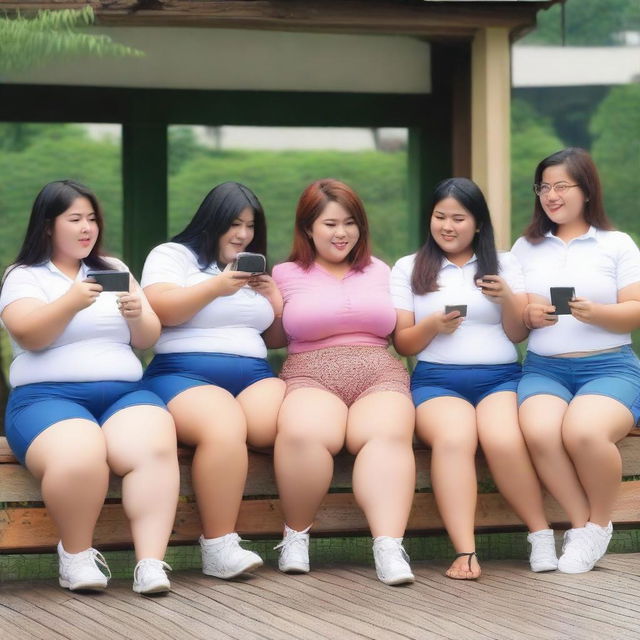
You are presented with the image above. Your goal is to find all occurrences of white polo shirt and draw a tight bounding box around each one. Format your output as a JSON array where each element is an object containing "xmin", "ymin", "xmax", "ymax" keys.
[
  {"xmin": 391, "ymin": 252, "xmax": 524, "ymax": 365},
  {"xmin": 511, "ymin": 227, "xmax": 640, "ymax": 356},
  {"xmin": 0, "ymin": 258, "xmax": 142, "ymax": 387},
  {"xmin": 141, "ymin": 242, "xmax": 274, "ymax": 358}
]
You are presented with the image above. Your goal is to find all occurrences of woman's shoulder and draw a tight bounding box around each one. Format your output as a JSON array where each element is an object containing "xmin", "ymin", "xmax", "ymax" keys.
[
  {"xmin": 101, "ymin": 256, "xmax": 130, "ymax": 272},
  {"xmin": 272, "ymin": 261, "xmax": 304, "ymax": 279},
  {"xmin": 367, "ymin": 255, "xmax": 392, "ymax": 273},
  {"xmin": 497, "ymin": 250, "xmax": 521, "ymax": 269}
]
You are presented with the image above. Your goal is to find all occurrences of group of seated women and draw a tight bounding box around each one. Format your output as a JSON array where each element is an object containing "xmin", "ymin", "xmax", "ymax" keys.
[{"xmin": 1, "ymin": 147, "xmax": 638, "ymax": 594}]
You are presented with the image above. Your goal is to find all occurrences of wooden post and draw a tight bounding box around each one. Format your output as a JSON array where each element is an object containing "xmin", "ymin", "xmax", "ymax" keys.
[
  {"xmin": 121, "ymin": 123, "xmax": 168, "ymax": 278},
  {"xmin": 471, "ymin": 27, "xmax": 511, "ymax": 249}
]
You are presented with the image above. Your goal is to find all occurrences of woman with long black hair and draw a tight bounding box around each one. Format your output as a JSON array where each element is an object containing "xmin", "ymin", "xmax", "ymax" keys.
[
  {"xmin": 141, "ymin": 182, "xmax": 285, "ymax": 579},
  {"xmin": 391, "ymin": 177, "xmax": 555, "ymax": 580}
]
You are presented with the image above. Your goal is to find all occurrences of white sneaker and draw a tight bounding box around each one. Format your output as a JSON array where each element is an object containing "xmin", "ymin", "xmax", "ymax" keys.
[
  {"xmin": 527, "ymin": 529, "xmax": 558, "ymax": 572},
  {"xmin": 274, "ymin": 525, "xmax": 310, "ymax": 574},
  {"xmin": 558, "ymin": 521, "xmax": 613, "ymax": 574},
  {"xmin": 133, "ymin": 558, "xmax": 172, "ymax": 594},
  {"xmin": 372, "ymin": 536, "xmax": 415, "ymax": 586},
  {"xmin": 57, "ymin": 541, "xmax": 111, "ymax": 591},
  {"xmin": 200, "ymin": 532, "xmax": 263, "ymax": 579}
]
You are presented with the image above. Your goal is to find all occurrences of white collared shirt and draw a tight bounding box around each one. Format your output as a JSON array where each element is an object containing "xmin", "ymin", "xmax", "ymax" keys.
[
  {"xmin": 0, "ymin": 258, "xmax": 142, "ymax": 387},
  {"xmin": 511, "ymin": 227, "xmax": 640, "ymax": 356},
  {"xmin": 391, "ymin": 252, "xmax": 524, "ymax": 364},
  {"xmin": 141, "ymin": 242, "xmax": 274, "ymax": 357}
]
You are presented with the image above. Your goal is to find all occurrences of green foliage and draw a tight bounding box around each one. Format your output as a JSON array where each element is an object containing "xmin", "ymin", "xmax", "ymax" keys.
[
  {"xmin": 521, "ymin": 0, "xmax": 638, "ymax": 46},
  {"xmin": 591, "ymin": 84, "xmax": 640, "ymax": 236},
  {"xmin": 510, "ymin": 99, "xmax": 564, "ymax": 241},
  {"xmin": 0, "ymin": 7, "xmax": 143, "ymax": 75}
]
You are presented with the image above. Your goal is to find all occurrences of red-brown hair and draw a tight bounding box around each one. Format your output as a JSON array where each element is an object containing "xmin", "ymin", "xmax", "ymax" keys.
[{"xmin": 288, "ymin": 178, "xmax": 372, "ymax": 270}]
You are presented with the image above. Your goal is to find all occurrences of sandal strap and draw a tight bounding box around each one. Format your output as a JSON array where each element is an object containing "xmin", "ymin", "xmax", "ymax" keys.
[{"xmin": 454, "ymin": 551, "xmax": 477, "ymax": 571}]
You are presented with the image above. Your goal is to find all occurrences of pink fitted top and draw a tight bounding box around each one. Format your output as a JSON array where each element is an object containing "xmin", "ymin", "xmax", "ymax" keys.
[{"xmin": 272, "ymin": 257, "xmax": 396, "ymax": 354}]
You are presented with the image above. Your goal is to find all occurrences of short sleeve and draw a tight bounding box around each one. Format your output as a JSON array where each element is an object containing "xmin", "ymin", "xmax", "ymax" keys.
[
  {"xmin": 141, "ymin": 243, "xmax": 192, "ymax": 288},
  {"xmin": 498, "ymin": 251, "xmax": 525, "ymax": 294},
  {"xmin": 615, "ymin": 233, "xmax": 640, "ymax": 290},
  {"xmin": 390, "ymin": 255, "xmax": 416, "ymax": 311},
  {"xmin": 0, "ymin": 266, "xmax": 48, "ymax": 314}
]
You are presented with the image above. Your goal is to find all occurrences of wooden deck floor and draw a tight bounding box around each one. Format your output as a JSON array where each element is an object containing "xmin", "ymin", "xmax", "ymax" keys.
[{"xmin": 1, "ymin": 553, "xmax": 639, "ymax": 640}]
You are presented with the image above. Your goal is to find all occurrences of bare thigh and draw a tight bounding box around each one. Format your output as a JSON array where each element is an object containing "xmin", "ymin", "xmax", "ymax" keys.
[{"xmin": 237, "ymin": 377, "xmax": 286, "ymax": 449}]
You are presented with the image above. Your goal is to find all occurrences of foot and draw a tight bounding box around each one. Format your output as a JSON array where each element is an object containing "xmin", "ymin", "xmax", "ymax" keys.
[
  {"xmin": 200, "ymin": 532, "xmax": 263, "ymax": 579},
  {"xmin": 133, "ymin": 558, "xmax": 171, "ymax": 594},
  {"xmin": 527, "ymin": 529, "xmax": 558, "ymax": 572},
  {"xmin": 372, "ymin": 536, "xmax": 414, "ymax": 586},
  {"xmin": 57, "ymin": 541, "xmax": 111, "ymax": 591},
  {"xmin": 558, "ymin": 521, "xmax": 612, "ymax": 574},
  {"xmin": 274, "ymin": 524, "xmax": 310, "ymax": 574},
  {"xmin": 446, "ymin": 552, "xmax": 481, "ymax": 580}
]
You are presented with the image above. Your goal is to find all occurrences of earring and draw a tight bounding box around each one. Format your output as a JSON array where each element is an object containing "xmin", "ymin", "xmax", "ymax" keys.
[{"xmin": 475, "ymin": 229, "xmax": 480, "ymax": 234}]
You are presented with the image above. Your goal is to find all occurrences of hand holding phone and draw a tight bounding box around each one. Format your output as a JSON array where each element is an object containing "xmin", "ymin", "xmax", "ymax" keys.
[
  {"xmin": 549, "ymin": 287, "xmax": 575, "ymax": 315},
  {"xmin": 444, "ymin": 304, "xmax": 467, "ymax": 317},
  {"xmin": 87, "ymin": 270, "xmax": 130, "ymax": 292},
  {"xmin": 231, "ymin": 252, "xmax": 266, "ymax": 274}
]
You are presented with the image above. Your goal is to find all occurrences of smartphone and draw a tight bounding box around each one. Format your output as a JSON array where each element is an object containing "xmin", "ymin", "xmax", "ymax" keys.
[
  {"xmin": 87, "ymin": 270, "xmax": 130, "ymax": 292},
  {"xmin": 232, "ymin": 252, "xmax": 266, "ymax": 274},
  {"xmin": 549, "ymin": 287, "xmax": 575, "ymax": 315},
  {"xmin": 444, "ymin": 304, "xmax": 467, "ymax": 317},
  {"xmin": 479, "ymin": 278, "xmax": 497, "ymax": 290}
]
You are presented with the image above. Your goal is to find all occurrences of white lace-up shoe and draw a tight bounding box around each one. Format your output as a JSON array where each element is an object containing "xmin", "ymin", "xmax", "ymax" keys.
[
  {"xmin": 372, "ymin": 536, "xmax": 415, "ymax": 586},
  {"xmin": 200, "ymin": 532, "xmax": 263, "ymax": 579},
  {"xmin": 527, "ymin": 529, "xmax": 558, "ymax": 572},
  {"xmin": 133, "ymin": 558, "xmax": 172, "ymax": 594},
  {"xmin": 274, "ymin": 525, "xmax": 310, "ymax": 573},
  {"xmin": 558, "ymin": 521, "xmax": 613, "ymax": 574},
  {"xmin": 57, "ymin": 541, "xmax": 111, "ymax": 591}
]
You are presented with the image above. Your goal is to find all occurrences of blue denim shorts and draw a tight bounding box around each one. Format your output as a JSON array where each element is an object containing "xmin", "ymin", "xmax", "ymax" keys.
[
  {"xmin": 143, "ymin": 352, "xmax": 276, "ymax": 403},
  {"xmin": 5, "ymin": 381, "xmax": 166, "ymax": 464},
  {"xmin": 518, "ymin": 346, "xmax": 640, "ymax": 425},
  {"xmin": 410, "ymin": 361, "xmax": 522, "ymax": 408}
]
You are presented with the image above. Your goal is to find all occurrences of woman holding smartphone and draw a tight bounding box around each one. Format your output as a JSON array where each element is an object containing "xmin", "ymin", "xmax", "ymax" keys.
[
  {"xmin": 141, "ymin": 182, "xmax": 284, "ymax": 579},
  {"xmin": 0, "ymin": 180, "xmax": 179, "ymax": 594},
  {"xmin": 391, "ymin": 177, "xmax": 555, "ymax": 580},
  {"xmin": 271, "ymin": 178, "xmax": 416, "ymax": 586},
  {"xmin": 512, "ymin": 148, "xmax": 640, "ymax": 573}
]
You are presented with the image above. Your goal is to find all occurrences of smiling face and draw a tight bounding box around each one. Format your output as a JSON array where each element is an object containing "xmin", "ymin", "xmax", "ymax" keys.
[
  {"xmin": 50, "ymin": 197, "xmax": 99, "ymax": 268},
  {"xmin": 309, "ymin": 200, "xmax": 361, "ymax": 269},
  {"xmin": 430, "ymin": 196, "xmax": 476, "ymax": 264},
  {"xmin": 217, "ymin": 207, "xmax": 255, "ymax": 266},
  {"xmin": 539, "ymin": 163, "xmax": 588, "ymax": 229}
]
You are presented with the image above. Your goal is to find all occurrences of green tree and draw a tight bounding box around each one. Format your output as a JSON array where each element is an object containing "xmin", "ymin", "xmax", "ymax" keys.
[
  {"xmin": 591, "ymin": 84, "xmax": 640, "ymax": 238},
  {"xmin": 0, "ymin": 7, "xmax": 142, "ymax": 75}
]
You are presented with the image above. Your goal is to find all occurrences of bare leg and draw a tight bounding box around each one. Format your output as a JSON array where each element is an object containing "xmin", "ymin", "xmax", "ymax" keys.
[
  {"xmin": 346, "ymin": 391, "xmax": 415, "ymax": 538},
  {"xmin": 168, "ymin": 385, "xmax": 248, "ymax": 539},
  {"xmin": 562, "ymin": 395, "xmax": 634, "ymax": 526},
  {"xmin": 25, "ymin": 419, "xmax": 109, "ymax": 553},
  {"xmin": 519, "ymin": 395, "xmax": 590, "ymax": 527},
  {"xmin": 477, "ymin": 392, "xmax": 549, "ymax": 532},
  {"xmin": 103, "ymin": 405, "xmax": 179, "ymax": 561},
  {"xmin": 237, "ymin": 377, "xmax": 285, "ymax": 450},
  {"xmin": 274, "ymin": 388, "xmax": 348, "ymax": 530},
  {"xmin": 416, "ymin": 397, "xmax": 481, "ymax": 579}
]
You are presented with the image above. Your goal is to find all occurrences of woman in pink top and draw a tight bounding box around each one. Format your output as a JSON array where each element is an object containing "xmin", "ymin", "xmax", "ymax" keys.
[{"xmin": 271, "ymin": 179, "xmax": 416, "ymax": 586}]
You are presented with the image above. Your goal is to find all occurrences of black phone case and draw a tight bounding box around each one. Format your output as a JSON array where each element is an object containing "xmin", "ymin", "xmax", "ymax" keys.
[
  {"xmin": 549, "ymin": 287, "xmax": 575, "ymax": 315},
  {"xmin": 87, "ymin": 270, "xmax": 130, "ymax": 292},
  {"xmin": 445, "ymin": 304, "xmax": 467, "ymax": 317},
  {"xmin": 234, "ymin": 253, "xmax": 266, "ymax": 273}
]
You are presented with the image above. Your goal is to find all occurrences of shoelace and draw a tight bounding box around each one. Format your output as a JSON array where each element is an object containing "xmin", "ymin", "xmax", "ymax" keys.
[
  {"xmin": 564, "ymin": 531, "xmax": 600, "ymax": 562},
  {"xmin": 376, "ymin": 539, "xmax": 410, "ymax": 563},
  {"xmin": 72, "ymin": 548, "xmax": 112, "ymax": 578},
  {"xmin": 274, "ymin": 530, "xmax": 308, "ymax": 553},
  {"xmin": 134, "ymin": 559, "xmax": 172, "ymax": 582}
]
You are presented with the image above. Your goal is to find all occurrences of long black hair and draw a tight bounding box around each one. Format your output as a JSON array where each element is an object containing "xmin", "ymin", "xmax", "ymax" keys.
[
  {"xmin": 412, "ymin": 177, "xmax": 499, "ymax": 295},
  {"xmin": 9, "ymin": 179, "xmax": 111, "ymax": 272},
  {"xmin": 172, "ymin": 182, "xmax": 267, "ymax": 269}
]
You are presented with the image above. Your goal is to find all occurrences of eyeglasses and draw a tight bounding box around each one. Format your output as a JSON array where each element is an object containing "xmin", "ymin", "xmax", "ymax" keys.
[{"xmin": 533, "ymin": 182, "xmax": 579, "ymax": 197}]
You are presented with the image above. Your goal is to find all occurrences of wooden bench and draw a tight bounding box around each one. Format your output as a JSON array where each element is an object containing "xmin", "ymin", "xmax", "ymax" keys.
[{"xmin": 1, "ymin": 434, "xmax": 639, "ymax": 553}]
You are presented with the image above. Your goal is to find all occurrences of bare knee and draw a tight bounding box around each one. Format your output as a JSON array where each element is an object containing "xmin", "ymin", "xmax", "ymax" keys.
[
  {"xmin": 562, "ymin": 421, "xmax": 607, "ymax": 454},
  {"xmin": 44, "ymin": 455, "xmax": 109, "ymax": 488},
  {"xmin": 431, "ymin": 433, "xmax": 477, "ymax": 458}
]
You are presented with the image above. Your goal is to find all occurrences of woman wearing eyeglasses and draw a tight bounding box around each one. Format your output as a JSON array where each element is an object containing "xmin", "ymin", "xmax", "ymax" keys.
[{"xmin": 512, "ymin": 147, "xmax": 640, "ymax": 573}]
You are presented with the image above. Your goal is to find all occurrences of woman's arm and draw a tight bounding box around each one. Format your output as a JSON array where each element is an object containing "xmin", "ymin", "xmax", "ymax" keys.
[
  {"xmin": 568, "ymin": 282, "xmax": 640, "ymax": 333},
  {"xmin": 1, "ymin": 280, "xmax": 102, "ymax": 351},
  {"xmin": 248, "ymin": 274, "xmax": 288, "ymax": 349},
  {"xmin": 476, "ymin": 275, "xmax": 529, "ymax": 343},
  {"xmin": 392, "ymin": 308, "xmax": 463, "ymax": 357},
  {"xmin": 144, "ymin": 271, "xmax": 252, "ymax": 327},
  {"xmin": 117, "ymin": 276, "xmax": 162, "ymax": 350}
]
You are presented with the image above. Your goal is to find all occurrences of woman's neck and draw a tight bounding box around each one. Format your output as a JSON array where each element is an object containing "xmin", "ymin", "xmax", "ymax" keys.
[
  {"xmin": 555, "ymin": 220, "xmax": 590, "ymax": 243},
  {"xmin": 51, "ymin": 256, "xmax": 81, "ymax": 280}
]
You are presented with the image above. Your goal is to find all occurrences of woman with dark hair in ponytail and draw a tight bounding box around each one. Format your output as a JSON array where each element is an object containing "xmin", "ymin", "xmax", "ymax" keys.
[{"xmin": 391, "ymin": 177, "xmax": 554, "ymax": 580}]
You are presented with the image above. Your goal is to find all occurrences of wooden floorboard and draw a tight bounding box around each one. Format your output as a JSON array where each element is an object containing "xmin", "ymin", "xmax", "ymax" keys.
[{"xmin": 1, "ymin": 554, "xmax": 639, "ymax": 640}]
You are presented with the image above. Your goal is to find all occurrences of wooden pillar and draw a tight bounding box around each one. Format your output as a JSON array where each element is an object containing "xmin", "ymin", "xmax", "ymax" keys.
[
  {"xmin": 471, "ymin": 27, "xmax": 511, "ymax": 249},
  {"xmin": 121, "ymin": 123, "xmax": 168, "ymax": 278}
]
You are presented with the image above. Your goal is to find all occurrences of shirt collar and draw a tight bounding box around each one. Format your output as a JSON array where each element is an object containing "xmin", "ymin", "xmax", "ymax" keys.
[
  {"xmin": 441, "ymin": 254, "xmax": 478, "ymax": 269},
  {"xmin": 44, "ymin": 260, "xmax": 88, "ymax": 281},
  {"xmin": 544, "ymin": 225, "xmax": 597, "ymax": 242}
]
